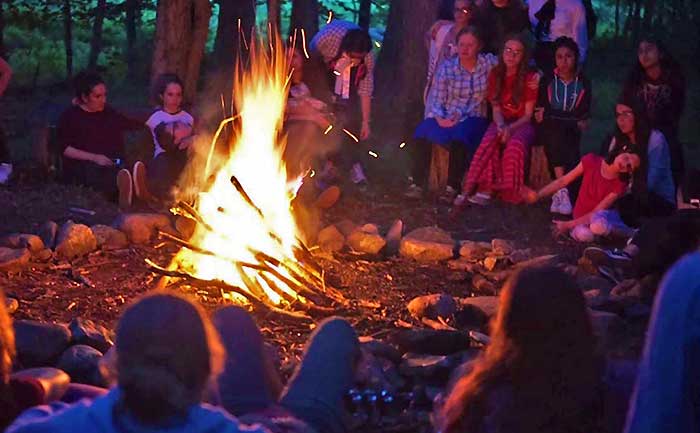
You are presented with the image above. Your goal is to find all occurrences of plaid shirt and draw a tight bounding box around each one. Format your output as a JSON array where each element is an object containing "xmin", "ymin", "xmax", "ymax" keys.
[
  {"xmin": 426, "ymin": 53, "xmax": 498, "ymax": 121},
  {"xmin": 310, "ymin": 19, "xmax": 375, "ymax": 97}
]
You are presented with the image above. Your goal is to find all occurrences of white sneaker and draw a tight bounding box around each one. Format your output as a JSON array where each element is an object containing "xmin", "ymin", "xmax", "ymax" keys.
[
  {"xmin": 550, "ymin": 189, "xmax": 562, "ymax": 214},
  {"xmin": 0, "ymin": 163, "xmax": 12, "ymax": 185},
  {"xmin": 558, "ymin": 188, "xmax": 573, "ymax": 215},
  {"xmin": 349, "ymin": 163, "xmax": 367, "ymax": 184}
]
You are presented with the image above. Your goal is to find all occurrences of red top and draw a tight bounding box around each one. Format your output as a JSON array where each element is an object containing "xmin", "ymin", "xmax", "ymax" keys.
[
  {"xmin": 487, "ymin": 70, "xmax": 539, "ymax": 121},
  {"xmin": 573, "ymin": 154, "xmax": 627, "ymax": 219}
]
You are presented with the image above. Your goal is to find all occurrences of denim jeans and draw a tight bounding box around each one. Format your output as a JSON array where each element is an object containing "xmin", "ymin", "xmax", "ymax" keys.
[{"xmin": 213, "ymin": 307, "xmax": 359, "ymax": 433}]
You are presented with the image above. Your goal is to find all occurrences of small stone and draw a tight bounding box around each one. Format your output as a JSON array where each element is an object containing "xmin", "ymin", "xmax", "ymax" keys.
[
  {"xmin": 113, "ymin": 213, "xmax": 172, "ymax": 244},
  {"xmin": 483, "ymin": 256, "xmax": 499, "ymax": 271},
  {"xmin": 385, "ymin": 219, "xmax": 403, "ymax": 255},
  {"xmin": 34, "ymin": 248, "xmax": 54, "ymax": 262},
  {"xmin": 335, "ymin": 219, "xmax": 358, "ymax": 237},
  {"xmin": 508, "ymin": 249, "xmax": 532, "ymax": 264},
  {"xmin": 458, "ymin": 241, "xmax": 491, "ymax": 260},
  {"xmin": 317, "ymin": 225, "xmax": 345, "ymax": 252},
  {"xmin": 0, "ymin": 233, "xmax": 45, "ymax": 253},
  {"xmin": 399, "ymin": 227, "xmax": 455, "ymax": 262},
  {"xmin": 5, "ymin": 297, "xmax": 19, "ymax": 314},
  {"xmin": 69, "ymin": 318, "xmax": 114, "ymax": 353},
  {"xmin": 458, "ymin": 296, "xmax": 499, "ymax": 318},
  {"xmin": 447, "ymin": 258, "xmax": 482, "ymax": 272},
  {"xmin": 55, "ymin": 221, "xmax": 98, "ymax": 260},
  {"xmin": 56, "ymin": 345, "xmax": 106, "ymax": 387},
  {"xmin": 0, "ymin": 247, "xmax": 31, "ymax": 272},
  {"xmin": 91, "ymin": 225, "xmax": 129, "ymax": 250},
  {"xmin": 389, "ymin": 329, "xmax": 471, "ymax": 356},
  {"xmin": 491, "ymin": 239, "xmax": 515, "ymax": 256},
  {"xmin": 471, "ymin": 274, "xmax": 497, "ymax": 295},
  {"xmin": 14, "ymin": 320, "xmax": 71, "ymax": 367},
  {"xmin": 38, "ymin": 221, "xmax": 59, "ymax": 250},
  {"xmin": 407, "ymin": 294, "xmax": 457, "ymax": 320},
  {"xmin": 347, "ymin": 226, "xmax": 386, "ymax": 255},
  {"xmin": 174, "ymin": 216, "xmax": 196, "ymax": 239}
]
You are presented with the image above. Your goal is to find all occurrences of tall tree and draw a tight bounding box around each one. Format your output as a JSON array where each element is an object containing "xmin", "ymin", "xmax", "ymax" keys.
[
  {"xmin": 358, "ymin": 0, "xmax": 371, "ymax": 29},
  {"xmin": 374, "ymin": 0, "xmax": 440, "ymax": 139},
  {"xmin": 87, "ymin": 0, "xmax": 107, "ymax": 69},
  {"xmin": 125, "ymin": 0, "xmax": 140, "ymax": 80},
  {"xmin": 290, "ymin": 0, "xmax": 318, "ymax": 38},
  {"xmin": 213, "ymin": 0, "xmax": 255, "ymax": 67},
  {"xmin": 151, "ymin": 0, "xmax": 212, "ymax": 104},
  {"xmin": 63, "ymin": 0, "xmax": 74, "ymax": 78}
]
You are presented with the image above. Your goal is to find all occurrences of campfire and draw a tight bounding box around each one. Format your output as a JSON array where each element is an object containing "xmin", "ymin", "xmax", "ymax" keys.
[{"xmin": 148, "ymin": 33, "xmax": 344, "ymax": 320}]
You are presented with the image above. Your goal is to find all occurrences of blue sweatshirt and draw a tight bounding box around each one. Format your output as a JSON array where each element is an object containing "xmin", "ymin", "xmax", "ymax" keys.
[{"xmin": 7, "ymin": 388, "xmax": 270, "ymax": 433}]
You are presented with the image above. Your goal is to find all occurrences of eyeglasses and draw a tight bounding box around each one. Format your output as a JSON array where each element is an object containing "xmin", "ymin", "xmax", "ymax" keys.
[
  {"xmin": 615, "ymin": 111, "xmax": 634, "ymax": 119},
  {"xmin": 504, "ymin": 47, "xmax": 523, "ymax": 56}
]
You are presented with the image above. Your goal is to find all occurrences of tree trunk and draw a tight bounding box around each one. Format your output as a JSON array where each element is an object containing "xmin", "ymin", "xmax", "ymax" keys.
[
  {"xmin": 631, "ymin": 0, "xmax": 643, "ymax": 46},
  {"xmin": 267, "ymin": 0, "xmax": 281, "ymax": 32},
  {"xmin": 125, "ymin": 0, "xmax": 140, "ymax": 81},
  {"xmin": 374, "ymin": 0, "xmax": 441, "ymax": 139},
  {"xmin": 213, "ymin": 0, "xmax": 255, "ymax": 67},
  {"xmin": 615, "ymin": 0, "xmax": 620, "ymax": 37},
  {"xmin": 641, "ymin": 0, "xmax": 656, "ymax": 32},
  {"xmin": 358, "ymin": 0, "xmax": 371, "ymax": 29},
  {"xmin": 87, "ymin": 0, "xmax": 107, "ymax": 69},
  {"xmin": 290, "ymin": 0, "xmax": 319, "ymax": 38},
  {"xmin": 151, "ymin": 0, "xmax": 212, "ymax": 104},
  {"xmin": 63, "ymin": 0, "xmax": 73, "ymax": 79}
]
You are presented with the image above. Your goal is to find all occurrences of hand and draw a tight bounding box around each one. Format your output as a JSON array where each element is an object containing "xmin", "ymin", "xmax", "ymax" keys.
[
  {"xmin": 521, "ymin": 186, "xmax": 538, "ymax": 204},
  {"xmin": 436, "ymin": 117, "xmax": 458, "ymax": 128},
  {"xmin": 92, "ymin": 154, "xmax": 115, "ymax": 167},
  {"xmin": 577, "ymin": 119, "xmax": 589, "ymax": 131},
  {"xmin": 552, "ymin": 220, "xmax": 571, "ymax": 236},
  {"xmin": 498, "ymin": 124, "xmax": 511, "ymax": 143},
  {"xmin": 534, "ymin": 107, "xmax": 544, "ymax": 123},
  {"xmin": 360, "ymin": 121, "xmax": 371, "ymax": 140}
]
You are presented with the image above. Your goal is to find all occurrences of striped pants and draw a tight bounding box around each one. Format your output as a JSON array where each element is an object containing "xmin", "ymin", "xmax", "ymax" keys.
[{"xmin": 461, "ymin": 122, "xmax": 535, "ymax": 204}]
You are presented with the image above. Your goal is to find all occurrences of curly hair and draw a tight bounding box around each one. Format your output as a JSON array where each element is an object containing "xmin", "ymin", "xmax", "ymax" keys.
[
  {"xmin": 439, "ymin": 266, "xmax": 602, "ymax": 433},
  {"xmin": 490, "ymin": 33, "xmax": 532, "ymax": 108}
]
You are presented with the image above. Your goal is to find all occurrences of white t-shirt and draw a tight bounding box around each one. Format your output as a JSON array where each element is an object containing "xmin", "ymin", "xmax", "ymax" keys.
[{"xmin": 145, "ymin": 109, "xmax": 195, "ymax": 157}]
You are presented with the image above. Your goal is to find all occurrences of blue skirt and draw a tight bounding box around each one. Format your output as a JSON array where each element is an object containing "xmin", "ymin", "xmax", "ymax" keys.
[{"xmin": 414, "ymin": 117, "xmax": 489, "ymax": 151}]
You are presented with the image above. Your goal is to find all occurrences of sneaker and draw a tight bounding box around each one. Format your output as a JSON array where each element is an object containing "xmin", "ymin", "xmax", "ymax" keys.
[
  {"xmin": 117, "ymin": 169, "xmax": 133, "ymax": 211},
  {"xmin": 404, "ymin": 183, "xmax": 423, "ymax": 199},
  {"xmin": 314, "ymin": 185, "xmax": 341, "ymax": 209},
  {"xmin": 584, "ymin": 246, "xmax": 632, "ymax": 268},
  {"xmin": 550, "ymin": 189, "xmax": 562, "ymax": 214},
  {"xmin": 467, "ymin": 192, "xmax": 491, "ymax": 206},
  {"xmin": 132, "ymin": 161, "xmax": 154, "ymax": 202},
  {"xmin": 349, "ymin": 163, "xmax": 368, "ymax": 184},
  {"xmin": 558, "ymin": 188, "xmax": 573, "ymax": 215},
  {"xmin": 0, "ymin": 163, "xmax": 12, "ymax": 185}
]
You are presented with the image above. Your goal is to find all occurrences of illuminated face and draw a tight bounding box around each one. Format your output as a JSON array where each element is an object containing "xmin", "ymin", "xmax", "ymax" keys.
[
  {"xmin": 638, "ymin": 41, "xmax": 661, "ymax": 70},
  {"xmin": 613, "ymin": 152, "xmax": 641, "ymax": 174},
  {"xmin": 81, "ymin": 83, "xmax": 107, "ymax": 112},
  {"xmin": 615, "ymin": 104, "xmax": 635, "ymax": 135},
  {"xmin": 161, "ymin": 82, "xmax": 183, "ymax": 113},
  {"xmin": 454, "ymin": 0, "xmax": 472, "ymax": 26},
  {"xmin": 457, "ymin": 33, "xmax": 480, "ymax": 60},
  {"xmin": 555, "ymin": 46, "xmax": 576, "ymax": 76},
  {"xmin": 503, "ymin": 39, "xmax": 524, "ymax": 70}
]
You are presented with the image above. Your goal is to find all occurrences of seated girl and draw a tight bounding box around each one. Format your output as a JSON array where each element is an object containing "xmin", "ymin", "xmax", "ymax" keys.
[
  {"xmin": 413, "ymin": 26, "xmax": 496, "ymax": 200},
  {"xmin": 456, "ymin": 34, "xmax": 539, "ymax": 206},
  {"xmin": 534, "ymin": 36, "xmax": 592, "ymax": 215},
  {"xmin": 523, "ymin": 148, "xmax": 641, "ymax": 242}
]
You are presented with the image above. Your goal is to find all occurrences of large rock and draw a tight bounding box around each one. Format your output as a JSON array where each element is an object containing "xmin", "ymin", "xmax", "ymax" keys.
[
  {"xmin": 69, "ymin": 318, "xmax": 114, "ymax": 353},
  {"xmin": 399, "ymin": 227, "xmax": 455, "ymax": 262},
  {"xmin": 347, "ymin": 224, "xmax": 386, "ymax": 255},
  {"xmin": 90, "ymin": 225, "xmax": 128, "ymax": 250},
  {"xmin": 39, "ymin": 221, "xmax": 59, "ymax": 250},
  {"xmin": 491, "ymin": 239, "xmax": 515, "ymax": 256},
  {"xmin": 0, "ymin": 233, "xmax": 45, "ymax": 253},
  {"xmin": 458, "ymin": 296, "xmax": 499, "ymax": 319},
  {"xmin": 458, "ymin": 241, "xmax": 491, "ymax": 260},
  {"xmin": 389, "ymin": 329, "xmax": 471, "ymax": 355},
  {"xmin": 317, "ymin": 225, "xmax": 345, "ymax": 252},
  {"xmin": 407, "ymin": 294, "xmax": 457, "ymax": 320},
  {"xmin": 14, "ymin": 320, "xmax": 71, "ymax": 367},
  {"xmin": 55, "ymin": 221, "xmax": 97, "ymax": 260},
  {"xmin": 113, "ymin": 213, "xmax": 172, "ymax": 244},
  {"xmin": 56, "ymin": 345, "xmax": 106, "ymax": 386},
  {"xmin": 335, "ymin": 219, "xmax": 358, "ymax": 237},
  {"xmin": 0, "ymin": 247, "xmax": 31, "ymax": 272}
]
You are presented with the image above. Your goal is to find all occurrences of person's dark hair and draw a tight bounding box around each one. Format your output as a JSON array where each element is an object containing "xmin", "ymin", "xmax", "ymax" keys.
[
  {"xmin": 439, "ymin": 266, "xmax": 601, "ymax": 433},
  {"xmin": 153, "ymin": 73, "xmax": 184, "ymax": 104},
  {"xmin": 109, "ymin": 292, "xmax": 224, "ymax": 424},
  {"xmin": 491, "ymin": 33, "xmax": 532, "ymax": 107},
  {"xmin": 553, "ymin": 36, "xmax": 580, "ymax": 65},
  {"xmin": 338, "ymin": 29, "xmax": 372, "ymax": 57},
  {"xmin": 626, "ymin": 37, "xmax": 683, "ymax": 91},
  {"xmin": 608, "ymin": 94, "xmax": 651, "ymax": 197},
  {"xmin": 73, "ymin": 70, "xmax": 105, "ymax": 100},
  {"xmin": 456, "ymin": 25, "xmax": 483, "ymax": 47}
]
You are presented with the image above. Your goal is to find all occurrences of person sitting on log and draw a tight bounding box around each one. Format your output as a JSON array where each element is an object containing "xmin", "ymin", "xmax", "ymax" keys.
[{"xmin": 413, "ymin": 26, "xmax": 496, "ymax": 201}]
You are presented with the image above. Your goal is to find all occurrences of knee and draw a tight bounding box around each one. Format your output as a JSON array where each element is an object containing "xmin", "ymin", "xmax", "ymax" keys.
[
  {"xmin": 313, "ymin": 317, "xmax": 357, "ymax": 343},
  {"xmin": 571, "ymin": 225, "xmax": 595, "ymax": 243},
  {"xmin": 590, "ymin": 220, "xmax": 610, "ymax": 236},
  {"xmin": 213, "ymin": 306, "xmax": 257, "ymax": 334}
]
